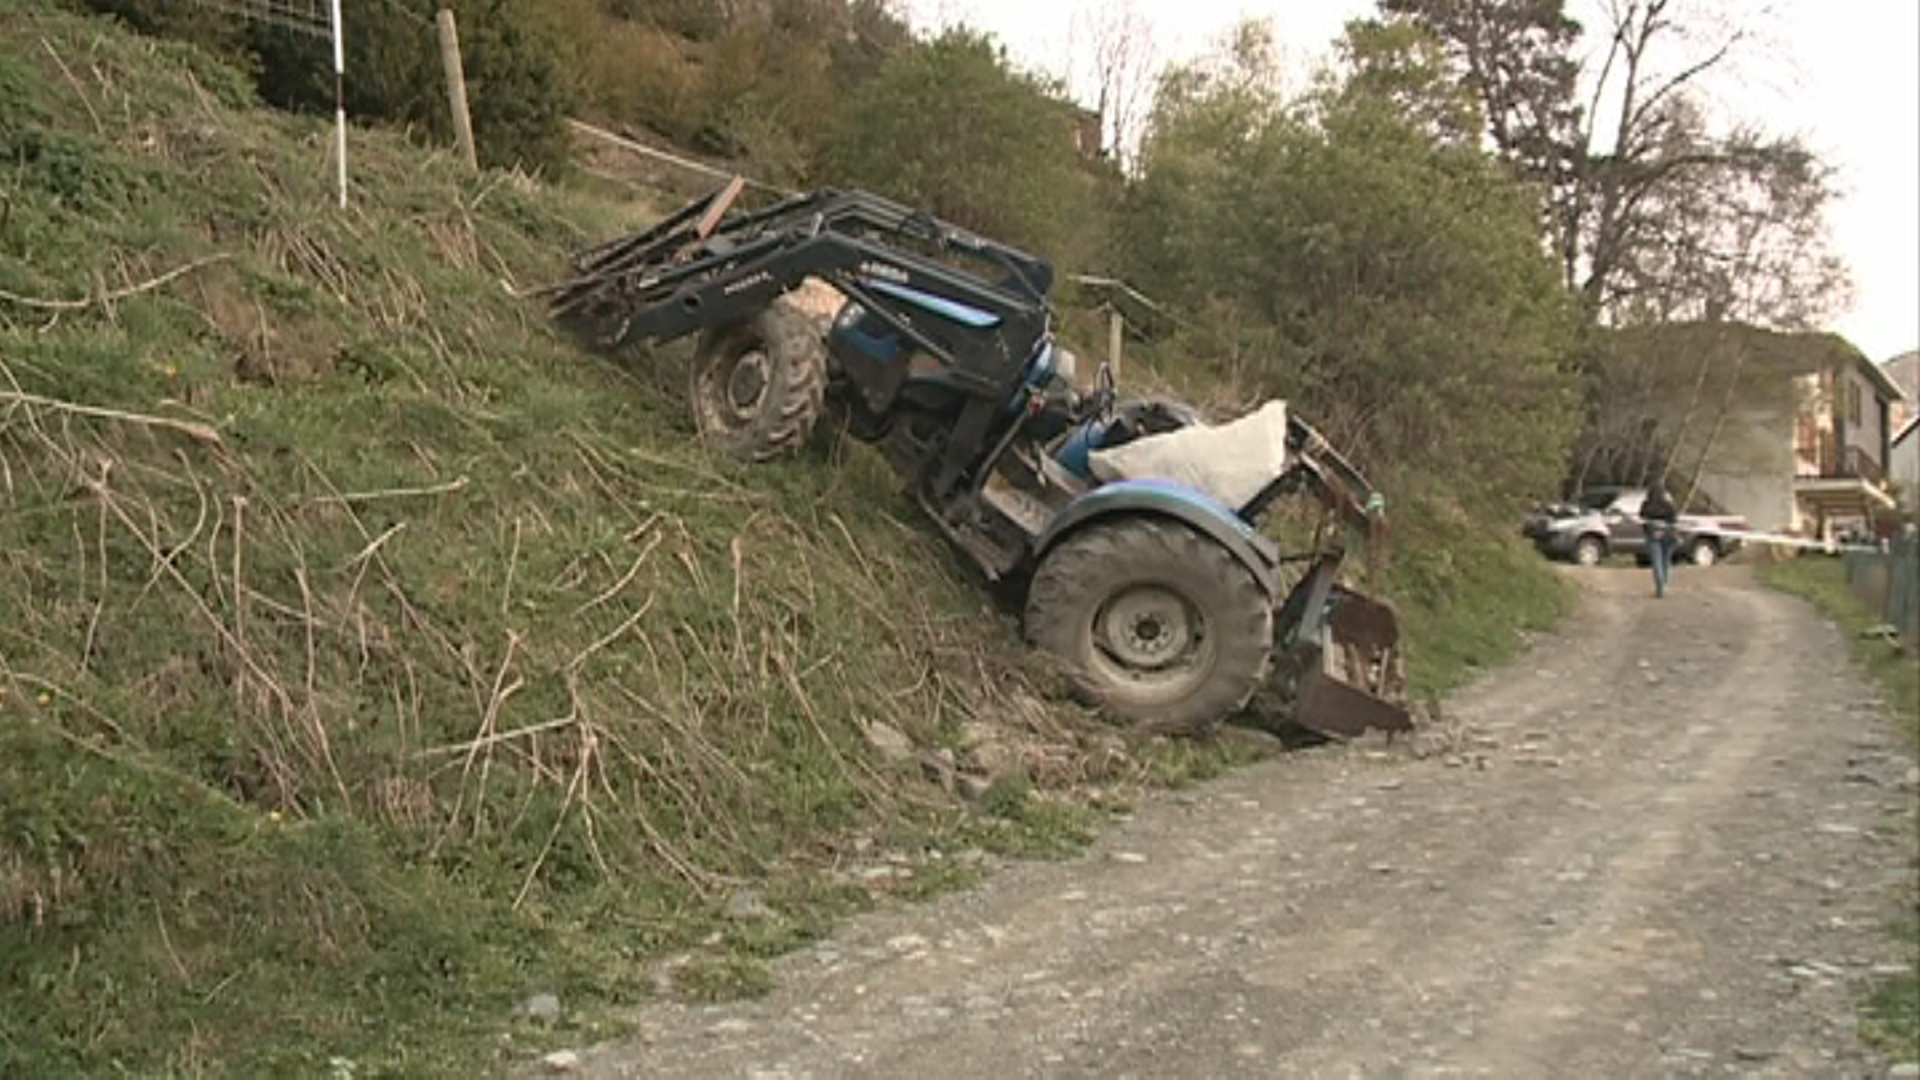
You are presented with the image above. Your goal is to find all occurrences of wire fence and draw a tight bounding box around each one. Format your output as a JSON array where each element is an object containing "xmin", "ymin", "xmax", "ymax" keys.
[
  {"xmin": 180, "ymin": 0, "xmax": 330, "ymax": 37},
  {"xmin": 1843, "ymin": 526, "xmax": 1920, "ymax": 649}
]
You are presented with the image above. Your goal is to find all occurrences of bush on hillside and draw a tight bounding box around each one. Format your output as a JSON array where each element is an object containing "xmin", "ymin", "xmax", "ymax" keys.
[
  {"xmin": 82, "ymin": 0, "xmax": 576, "ymax": 172},
  {"xmin": 827, "ymin": 27, "xmax": 1112, "ymax": 262}
]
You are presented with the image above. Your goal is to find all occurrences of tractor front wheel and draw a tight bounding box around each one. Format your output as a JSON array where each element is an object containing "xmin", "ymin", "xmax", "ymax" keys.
[
  {"xmin": 689, "ymin": 296, "xmax": 826, "ymax": 461},
  {"xmin": 1024, "ymin": 519, "xmax": 1273, "ymax": 735}
]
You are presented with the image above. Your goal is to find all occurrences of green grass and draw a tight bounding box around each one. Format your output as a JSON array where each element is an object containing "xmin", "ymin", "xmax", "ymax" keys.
[
  {"xmin": 1758, "ymin": 555, "xmax": 1920, "ymax": 1062},
  {"xmin": 1382, "ymin": 501, "xmax": 1575, "ymax": 703}
]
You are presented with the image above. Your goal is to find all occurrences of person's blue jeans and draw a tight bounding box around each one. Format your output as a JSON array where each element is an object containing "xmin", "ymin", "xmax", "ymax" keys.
[{"xmin": 1649, "ymin": 528, "xmax": 1672, "ymax": 597}]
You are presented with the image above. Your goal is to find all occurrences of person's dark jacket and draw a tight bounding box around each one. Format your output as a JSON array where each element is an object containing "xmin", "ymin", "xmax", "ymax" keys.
[{"xmin": 1641, "ymin": 486, "xmax": 1678, "ymax": 538}]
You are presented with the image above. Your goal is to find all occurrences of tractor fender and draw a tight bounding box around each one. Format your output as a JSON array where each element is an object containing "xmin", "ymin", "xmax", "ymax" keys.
[{"xmin": 1033, "ymin": 480, "xmax": 1281, "ymax": 595}]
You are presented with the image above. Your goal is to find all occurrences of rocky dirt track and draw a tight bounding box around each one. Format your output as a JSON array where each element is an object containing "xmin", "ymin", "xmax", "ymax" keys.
[{"xmin": 568, "ymin": 565, "xmax": 1918, "ymax": 1079}]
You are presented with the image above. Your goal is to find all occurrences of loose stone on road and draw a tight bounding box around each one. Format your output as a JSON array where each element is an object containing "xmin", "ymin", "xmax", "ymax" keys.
[{"xmin": 559, "ymin": 566, "xmax": 1917, "ymax": 1079}]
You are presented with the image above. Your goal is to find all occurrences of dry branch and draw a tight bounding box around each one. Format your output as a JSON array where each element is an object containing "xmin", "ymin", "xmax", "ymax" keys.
[
  {"xmin": 0, "ymin": 388, "xmax": 221, "ymax": 445},
  {"xmin": 568, "ymin": 595, "xmax": 657, "ymax": 672},
  {"xmin": 501, "ymin": 516, "xmax": 522, "ymax": 617},
  {"xmin": 0, "ymin": 253, "xmax": 232, "ymax": 313},
  {"xmin": 576, "ymin": 529, "xmax": 663, "ymax": 615},
  {"xmin": 41, "ymin": 38, "xmax": 103, "ymax": 136},
  {"xmin": 314, "ymin": 474, "xmax": 470, "ymax": 505}
]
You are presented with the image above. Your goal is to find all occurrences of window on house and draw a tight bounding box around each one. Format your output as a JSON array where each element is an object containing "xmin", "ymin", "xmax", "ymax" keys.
[{"xmin": 1848, "ymin": 380, "xmax": 1863, "ymax": 425}]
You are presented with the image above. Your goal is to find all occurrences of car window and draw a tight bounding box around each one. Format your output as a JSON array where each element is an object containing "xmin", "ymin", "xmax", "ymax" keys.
[
  {"xmin": 1577, "ymin": 490, "xmax": 1615, "ymax": 510},
  {"xmin": 1613, "ymin": 492, "xmax": 1644, "ymax": 515}
]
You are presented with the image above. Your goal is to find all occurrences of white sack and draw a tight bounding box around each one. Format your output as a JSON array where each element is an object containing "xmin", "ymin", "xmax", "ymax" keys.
[{"xmin": 1086, "ymin": 399, "xmax": 1291, "ymax": 510}]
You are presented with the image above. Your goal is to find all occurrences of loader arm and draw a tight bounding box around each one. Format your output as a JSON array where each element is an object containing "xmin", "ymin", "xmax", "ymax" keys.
[
  {"xmin": 538, "ymin": 183, "xmax": 1053, "ymax": 354},
  {"xmin": 1240, "ymin": 415, "xmax": 1386, "ymax": 543}
]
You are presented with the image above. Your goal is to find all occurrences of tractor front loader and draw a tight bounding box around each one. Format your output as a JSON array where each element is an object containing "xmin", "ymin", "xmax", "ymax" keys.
[{"xmin": 533, "ymin": 180, "xmax": 1410, "ymax": 740}]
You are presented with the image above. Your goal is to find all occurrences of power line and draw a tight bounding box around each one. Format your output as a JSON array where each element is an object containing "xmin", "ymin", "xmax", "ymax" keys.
[
  {"xmin": 179, "ymin": 0, "xmax": 330, "ymax": 38},
  {"xmin": 179, "ymin": 0, "xmax": 346, "ymax": 207}
]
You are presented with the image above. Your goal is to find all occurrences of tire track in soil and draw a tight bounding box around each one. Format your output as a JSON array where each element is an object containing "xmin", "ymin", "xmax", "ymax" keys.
[{"xmin": 558, "ymin": 567, "xmax": 1916, "ymax": 1080}]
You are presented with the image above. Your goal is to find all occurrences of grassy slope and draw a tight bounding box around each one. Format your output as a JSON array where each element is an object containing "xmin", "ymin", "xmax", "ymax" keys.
[
  {"xmin": 0, "ymin": 4, "xmax": 1106, "ymax": 1073},
  {"xmin": 1758, "ymin": 556, "xmax": 1919, "ymax": 1059},
  {"xmin": 0, "ymin": 4, "xmax": 1573, "ymax": 1074}
]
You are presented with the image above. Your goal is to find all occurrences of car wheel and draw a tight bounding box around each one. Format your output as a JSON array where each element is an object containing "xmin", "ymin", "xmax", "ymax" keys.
[
  {"xmin": 1688, "ymin": 539, "xmax": 1718, "ymax": 566},
  {"xmin": 1573, "ymin": 536, "xmax": 1605, "ymax": 567}
]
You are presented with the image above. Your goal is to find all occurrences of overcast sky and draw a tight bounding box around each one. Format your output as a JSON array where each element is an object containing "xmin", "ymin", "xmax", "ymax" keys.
[{"xmin": 897, "ymin": 0, "xmax": 1920, "ymax": 362}]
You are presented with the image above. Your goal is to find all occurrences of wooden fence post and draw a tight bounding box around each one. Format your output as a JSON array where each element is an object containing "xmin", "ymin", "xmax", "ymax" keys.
[{"xmin": 437, "ymin": 4, "xmax": 478, "ymax": 171}]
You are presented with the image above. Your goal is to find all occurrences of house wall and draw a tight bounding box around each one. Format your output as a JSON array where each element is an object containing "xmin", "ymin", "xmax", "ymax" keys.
[
  {"xmin": 1842, "ymin": 363, "xmax": 1889, "ymax": 472},
  {"xmin": 1893, "ymin": 428, "xmax": 1920, "ymax": 507},
  {"xmin": 1672, "ymin": 395, "xmax": 1799, "ymax": 534}
]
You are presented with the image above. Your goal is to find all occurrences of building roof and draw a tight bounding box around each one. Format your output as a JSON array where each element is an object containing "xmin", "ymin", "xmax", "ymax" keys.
[
  {"xmin": 1603, "ymin": 322, "xmax": 1907, "ymax": 402},
  {"xmin": 1881, "ymin": 349, "xmax": 1919, "ymax": 398},
  {"xmin": 1896, "ymin": 413, "xmax": 1920, "ymax": 448},
  {"xmin": 1858, "ymin": 351, "xmax": 1908, "ymax": 402}
]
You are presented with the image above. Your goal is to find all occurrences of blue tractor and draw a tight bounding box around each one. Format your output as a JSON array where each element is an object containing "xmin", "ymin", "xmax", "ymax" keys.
[{"xmin": 540, "ymin": 182, "xmax": 1409, "ymax": 738}]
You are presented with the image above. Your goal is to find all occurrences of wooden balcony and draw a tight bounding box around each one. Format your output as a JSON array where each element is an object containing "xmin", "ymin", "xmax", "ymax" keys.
[
  {"xmin": 1848, "ymin": 446, "xmax": 1886, "ymax": 486},
  {"xmin": 1794, "ymin": 438, "xmax": 1887, "ymax": 485},
  {"xmin": 1796, "ymin": 444, "xmax": 1898, "ymax": 518}
]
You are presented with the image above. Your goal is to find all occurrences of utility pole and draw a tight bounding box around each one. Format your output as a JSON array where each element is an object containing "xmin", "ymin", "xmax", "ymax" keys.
[
  {"xmin": 328, "ymin": 0, "xmax": 346, "ymax": 207},
  {"xmin": 437, "ymin": 4, "xmax": 478, "ymax": 172}
]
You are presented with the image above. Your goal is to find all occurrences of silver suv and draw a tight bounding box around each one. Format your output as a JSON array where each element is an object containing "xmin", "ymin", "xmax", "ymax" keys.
[{"xmin": 1522, "ymin": 486, "xmax": 1749, "ymax": 567}]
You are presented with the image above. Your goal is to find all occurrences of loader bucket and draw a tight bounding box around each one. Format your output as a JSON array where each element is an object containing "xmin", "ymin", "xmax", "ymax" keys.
[{"xmin": 1270, "ymin": 561, "xmax": 1413, "ymax": 739}]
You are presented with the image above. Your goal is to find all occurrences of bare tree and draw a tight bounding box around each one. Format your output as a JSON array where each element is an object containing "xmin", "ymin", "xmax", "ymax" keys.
[
  {"xmin": 1066, "ymin": 0, "xmax": 1159, "ymax": 171},
  {"xmin": 1373, "ymin": 0, "xmax": 1841, "ymax": 329},
  {"xmin": 1369, "ymin": 0, "xmax": 1851, "ymax": 499}
]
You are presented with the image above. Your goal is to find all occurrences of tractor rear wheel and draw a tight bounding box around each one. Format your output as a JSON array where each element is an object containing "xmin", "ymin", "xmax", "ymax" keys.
[
  {"xmin": 1024, "ymin": 519, "xmax": 1273, "ymax": 735},
  {"xmin": 689, "ymin": 296, "xmax": 826, "ymax": 461}
]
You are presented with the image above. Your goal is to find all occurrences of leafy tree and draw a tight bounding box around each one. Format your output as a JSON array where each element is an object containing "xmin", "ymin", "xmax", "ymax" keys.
[
  {"xmin": 1375, "ymin": 0, "xmax": 1581, "ymax": 192},
  {"xmin": 1123, "ymin": 22, "xmax": 1580, "ymax": 515},
  {"xmin": 1335, "ymin": 18, "xmax": 1483, "ymax": 148},
  {"xmin": 826, "ymin": 27, "xmax": 1107, "ymax": 261}
]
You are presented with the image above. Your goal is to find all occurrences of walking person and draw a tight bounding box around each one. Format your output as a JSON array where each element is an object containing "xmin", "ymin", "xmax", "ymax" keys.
[{"xmin": 1641, "ymin": 477, "xmax": 1679, "ymax": 598}]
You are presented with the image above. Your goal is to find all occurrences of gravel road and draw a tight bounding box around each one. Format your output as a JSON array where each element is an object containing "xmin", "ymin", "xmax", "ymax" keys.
[{"xmin": 564, "ymin": 565, "xmax": 1918, "ymax": 1079}]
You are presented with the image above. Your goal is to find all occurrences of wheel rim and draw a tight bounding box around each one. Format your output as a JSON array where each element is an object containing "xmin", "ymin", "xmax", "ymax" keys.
[
  {"xmin": 694, "ymin": 336, "xmax": 770, "ymax": 435},
  {"xmin": 719, "ymin": 348, "xmax": 770, "ymax": 422},
  {"xmin": 1576, "ymin": 540, "xmax": 1601, "ymax": 565},
  {"xmin": 1694, "ymin": 543, "xmax": 1715, "ymax": 566},
  {"xmin": 1087, "ymin": 583, "xmax": 1212, "ymax": 694}
]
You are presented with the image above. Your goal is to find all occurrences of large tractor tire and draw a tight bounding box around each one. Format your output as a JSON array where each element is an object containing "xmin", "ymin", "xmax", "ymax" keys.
[
  {"xmin": 1024, "ymin": 518, "xmax": 1274, "ymax": 735},
  {"xmin": 688, "ymin": 296, "xmax": 826, "ymax": 461}
]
